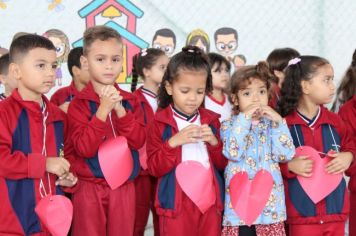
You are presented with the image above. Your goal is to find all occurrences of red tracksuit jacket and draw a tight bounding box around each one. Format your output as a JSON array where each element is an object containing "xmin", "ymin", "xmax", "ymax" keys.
[
  {"xmin": 281, "ymin": 106, "xmax": 356, "ymax": 225},
  {"xmin": 66, "ymin": 81, "xmax": 146, "ymax": 186},
  {"xmin": 146, "ymin": 106, "xmax": 227, "ymax": 217},
  {"xmin": 0, "ymin": 90, "xmax": 67, "ymax": 235},
  {"xmin": 50, "ymin": 81, "xmax": 78, "ymax": 106},
  {"xmin": 340, "ymin": 95, "xmax": 356, "ymax": 191}
]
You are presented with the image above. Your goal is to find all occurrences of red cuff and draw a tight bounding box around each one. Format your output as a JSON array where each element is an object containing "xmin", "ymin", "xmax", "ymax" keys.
[
  {"xmin": 91, "ymin": 115, "xmax": 108, "ymax": 131},
  {"xmin": 116, "ymin": 112, "xmax": 135, "ymax": 127},
  {"xmin": 28, "ymin": 153, "xmax": 46, "ymax": 178},
  {"xmin": 280, "ymin": 162, "xmax": 297, "ymax": 179}
]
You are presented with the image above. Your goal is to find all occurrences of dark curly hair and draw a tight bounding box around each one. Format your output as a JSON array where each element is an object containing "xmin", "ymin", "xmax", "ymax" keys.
[
  {"xmin": 277, "ymin": 55, "xmax": 329, "ymax": 117},
  {"xmin": 158, "ymin": 45, "xmax": 213, "ymax": 108},
  {"xmin": 331, "ymin": 49, "xmax": 356, "ymax": 111},
  {"xmin": 131, "ymin": 48, "xmax": 165, "ymax": 92},
  {"xmin": 228, "ymin": 61, "xmax": 273, "ymax": 115}
]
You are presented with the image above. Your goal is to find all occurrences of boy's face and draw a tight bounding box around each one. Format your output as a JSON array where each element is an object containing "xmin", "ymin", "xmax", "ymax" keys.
[
  {"xmin": 12, "ymin": 48, "xmax": 57, "ymax": 97},
  {"xmin": 83, "ymin": 38, "xmax": 123, "ymax": 85},
  {"xmin": 215, "ymin": 34, "xmax": 237, "ymax": 56}
]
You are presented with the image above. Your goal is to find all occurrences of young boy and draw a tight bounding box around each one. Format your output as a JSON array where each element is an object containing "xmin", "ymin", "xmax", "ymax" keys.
[
  {"xmin": 0, "ymin": 53, "xmax": 18, "ymax": 100},
  {"xmin": 66, "ymin": 26, "xmax": 146, "ymax": 236},
  {"xmin": 50, "ymin": 47, "xmax": 89, "ymax": 113},
  {"xmin": 0, "ymin": 34, "xmax": 77, "ymax": 235}
]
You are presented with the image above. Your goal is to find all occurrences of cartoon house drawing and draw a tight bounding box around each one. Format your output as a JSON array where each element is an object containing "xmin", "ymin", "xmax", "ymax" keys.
[{"xmin": 73, "ymin": 0, "xmax": 149, "ymax": 83}]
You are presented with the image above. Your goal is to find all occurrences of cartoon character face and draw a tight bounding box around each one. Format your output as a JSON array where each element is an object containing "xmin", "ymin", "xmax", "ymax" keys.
[
  {"xmin": 186, "ymin": 29, "xmax": 210, "ymax": 53},
  {"xmin": 152, "ymin": 35, "xmax": 175, "ymax": 57},
  {"xmin": 43, "ymin": 29, "xmax": 70, "ymax": 63},
  {"xmin": 215, "ymin": 34, "xmax": 237, "ymax": 57},
  {"xmin": 49, "ymin": 36, "xmax": 66, "ymax": 59}
]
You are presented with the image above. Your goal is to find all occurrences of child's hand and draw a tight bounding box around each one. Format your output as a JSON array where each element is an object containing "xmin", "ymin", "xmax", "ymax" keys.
[
  {"xmin": 59, "ymin": 102, "xmax": 70, "ymax": 113},
  {"xmin": 112, "ymin": 90, "xmax": 126, "ymax": 118},
  {"xmin": 243, "ymin": 104, "xmax": 262, "ymax": 120},
  {"xmin": 200, "ymin": 124, "xmax": 218, "ymax": 146},
  {"xmin": 288, "ymin": 155, "xmax": 313, "ymax": 177},
  {"xmin": 168, "ymin": 124, "xmax": 201, "ymax": 148},
  {"xmin": 46, "ymin": 157, "xmax": 70, "ymax": 177},
  {"xmin": 55, "ymin": 172, "xmax": 78, "ymax": 187},
  {"xmin": 260, "ymin": 105, "xmax": 283, "ymax": 123},
  {"xmin": 96, "ymin": 86, "xmax": 121, "ymax": 121},
  {"xmin": 326, "ymin": 151, "xmax": 354, "ymax": 174}
]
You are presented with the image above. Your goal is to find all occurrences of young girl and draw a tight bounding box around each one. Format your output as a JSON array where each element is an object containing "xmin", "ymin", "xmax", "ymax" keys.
[
  {"xmin": 131, "ymin": 48, "xmax": 169, "ymax": 236},
  {"xmin": 205, "ymin": 52, "xmax": 233, "ymax": 122},
  {"xmin": 266, "ymin": 48, "xmax": 300, "ymax": 109},
  {"xmin": 221, "ymin": 62, "xmax": 295, "ymax": 236},
  {"xmin": 331, "ymin": 49, "xmax": 356, "ymax": 112},
  {"xmin": 278, "ymin": 56, "xmax": 356, "ymax": 236},
  {"xmin": 146, "ymin": 46, "xmax": 226, "ymax": 236}
]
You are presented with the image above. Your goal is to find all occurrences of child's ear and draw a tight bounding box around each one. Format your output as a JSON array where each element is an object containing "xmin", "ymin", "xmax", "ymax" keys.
[
  {"xmin": 72, "ymin": 66, "xmax": 80, "ymax": 78},
  {"xmin": 165, "ymin": 80, "xmax": 173, "ymax": 95},
  {"xmin": 143, "ymin": 68, "xmax": 150, "ymax": 78},
  {"xmin": 9, "ymin": 63, "xmax": 21, "ymax": 81},
  {"xmin": 300, "ymin": 80, "xmax": 310, "ymax": 94},
  {"xmin": 80, "ymin": 56, "xmax": 89, "ymax": 71},
  {"xmin": 0, "ymin": 75, "xmax": 5, "ymax": 85},
  {"xmin": 231, "ymin": 94, "xmax": 238, "ymax": 106}
]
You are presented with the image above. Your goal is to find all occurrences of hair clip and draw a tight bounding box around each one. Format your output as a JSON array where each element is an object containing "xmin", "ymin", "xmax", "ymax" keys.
[
  {"xmin": 141, "ymin": 48, "xmax": 148, "ymax": 56},
  {"xmin": 183, "ymin": 46, "xmax": 202, "ymax": 55},
  {"xmin": 288, "ymin": 57, "xmax": 301, "ymax": 66}
]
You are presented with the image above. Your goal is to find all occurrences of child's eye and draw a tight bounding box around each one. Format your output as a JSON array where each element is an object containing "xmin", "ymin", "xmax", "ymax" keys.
[
  {"xmin": 52, "ymin": 64, "xmax": 57, "ymax": 69},
  {"xmin": 37, "ymin": 64, "xmax": 46, "ymax": 69},
  {"xmin": 97, "ymin": 58, "xmax": 103, "ymax": 62},
  {"xmin": 197, "ymin": 91, "xmax": 205, "ymax": 95},
  {"xmin": 113, "ymin": 58, "xmax": 121, "ymax": 63},
  {"xmin": 260, "ymin": 90, "xmax": 266, "ymax": 94},
  {"xmin": 243, "ymin": 92, "xmax": 250, "ymax": 96},
  {"xmin": 181, "ymin": 90, "xmax": 189, "ymax": 94}
]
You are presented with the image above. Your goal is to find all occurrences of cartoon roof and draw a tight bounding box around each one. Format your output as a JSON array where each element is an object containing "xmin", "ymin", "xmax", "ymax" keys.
[
  {"xmin": 72, "ymin": 21, "xmax": 148, "ymax": 49},
  {"xmin": 78, "ymin": 0, "xmax": 143, "ymax": 18}
]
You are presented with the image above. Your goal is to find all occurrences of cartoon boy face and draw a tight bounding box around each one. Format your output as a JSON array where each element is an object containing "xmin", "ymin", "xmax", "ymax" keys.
[
  {"xmin": 215, "ymin": 33, "xmax": 237, "ymax": 57},
  {"xmin": 49, "ymin": 36, "xmax": 66, "ymax": 59},
  {"xmin": 153, "ymin": 35, "xmax": 175, "ymax": 57}
]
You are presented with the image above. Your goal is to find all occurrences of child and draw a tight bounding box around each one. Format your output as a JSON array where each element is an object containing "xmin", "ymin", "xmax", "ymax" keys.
[
  {"xmin": 131, "ymin": 48, "xmax": 169, "ymax": 236},
  {"xmin": 331, "ymin": 49, "xmax": 356, "ymax": 112},
  {"xmin": 221, "ymin": 62, "xmax": 295, "ymax": 236},
  {"xmin": 278, "ymin": 56, "xmax": 356, "ymax": 236},
  {"xmin": 50, "ymin": 47, "xmax": 90, "ymax": 113},
  {"xmin": 0, "ymin": 34, "xmax": 77, "ymax": 235},
  {"xmin": 66, "ymin": 26, "xmax": 146, "ymax": 236},
  {"xmin": 266, "ymin": 48, "xmax": 300, "ymax": 108},
  {"xmin": 205, "ymin": 52, "xmax": 233, "ymax": 122},
  {"xmin": 0, "ymin": 53, "xmax": 18, "ymax": 100},
  {"xmin": 146, "ymin": 46, "xmax": 226, "ymax": 236}
]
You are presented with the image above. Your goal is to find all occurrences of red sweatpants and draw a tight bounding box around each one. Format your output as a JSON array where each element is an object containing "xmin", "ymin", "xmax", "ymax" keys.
[
  {"xmin": 289, "ymin": 222, "xmax": 345, "ymax": 236},
  {"xmin": 350, "ymin": 193, "xmax": 356, "ymax": 236},
  {"xmin": 134, "ymin": 174, "xmax": 159, "ymax": 236},
  {"xmin": 159, "ymin": 193, "xmax": 222, "ymax": 236},
  {"xmin": 71, "ymin": 180, "xmax": 135, "ymax": 236}
]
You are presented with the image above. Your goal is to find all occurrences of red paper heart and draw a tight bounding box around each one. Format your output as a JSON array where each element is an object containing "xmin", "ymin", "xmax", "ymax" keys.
[
  {"xmin": 176, "ymin": 161, "xmax": 216, "ymax": 213},
  {"xmin": 98, "ymin": 136, "xmax": 133, "ymax": 190},
  {"xmin": 296, "ymin": 146, "xmax": 342, "ymax": 203},
  {"xmin": 138, "ymin": 143, "xmax": 148, "ymax": 170},
  {"xmin": 229, "ymin": 170, "xmax": 274, "ymax": 226},
  {"xmin": 35, "ymin": 195, "xmax": 73, "ymax": 236}
]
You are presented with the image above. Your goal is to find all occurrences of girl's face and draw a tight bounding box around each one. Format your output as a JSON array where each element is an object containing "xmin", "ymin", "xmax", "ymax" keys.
[
  {"xmin": 211, "ymin": 62, "xmax": 230, "ymax": 90},
  {"xmin": 144, "ymin": 54, "xmax": 169, "ymax": 85},
  {"xmin": 234, "ymin": 77, "xmax": 268, "ymax": 113},
  {"xmin": 165, "ymin": 69, "xmax": 207, "ymax": 115},
  {"xmin": 194, "ymin": 39, "xmax": 207, "ymax": 53},
  {"xmin": 302, "ymin": 64, "xmax": 335, "ymax": 105},
  {"xmin": 49, "ymin": 36, "xmax": 65, "ymax": 59}
]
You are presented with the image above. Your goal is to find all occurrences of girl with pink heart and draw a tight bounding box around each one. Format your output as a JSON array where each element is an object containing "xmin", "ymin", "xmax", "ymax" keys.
[
  {"xmin": 278, "ymin": 56, "xmax": 356, "ymax": 236},
  {"xmin": 221, "ymin": 61, "xmax": 295, "ymax": 236},
  {"xmin": 146, "ymin": 45, "xmax": 227, "ymax": 236}
]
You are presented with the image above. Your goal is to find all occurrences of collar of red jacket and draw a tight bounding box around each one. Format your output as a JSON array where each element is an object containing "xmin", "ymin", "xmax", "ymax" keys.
[
  {"xmin": 286, "ymin": 105, "xmax": 336, "ymax": 127},
  {"xmin": 76, "ymin": 81, "xmax": 135, "ymax": 103},
  {"xmin": 11, "ymin": 89, "xmax": 64, "ymax": 123},
  {"xmin": 154, "ymin": 104, "xmax": 220, "ymax": 128},
  {"xmin": 69, "ymin": 81, "xmax": 80, "ymax": 96}
]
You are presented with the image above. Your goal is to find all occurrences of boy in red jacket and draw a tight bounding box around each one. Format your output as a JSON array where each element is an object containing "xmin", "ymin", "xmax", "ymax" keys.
[
  {"xmin": 50, "ymin": 47, "xmax": 89, "ymax": 113},
  {"xmin": 67, "ymin": 26, "xmax": 146, "ymax": 236},
  {"xmin": 0, "ymin": 34, "xmax": 77, "ymax": 235}
]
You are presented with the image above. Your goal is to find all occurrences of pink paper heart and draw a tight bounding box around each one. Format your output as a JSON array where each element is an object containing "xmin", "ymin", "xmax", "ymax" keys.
[
  {"xmin": 98, "ymin": 136, "xmax": 133, "ymax": 190},
  {"xmin": 138, "ymin": 143, "xmax": 148, "ymax": 170},
  {"xmin": 296, "ymin": 146, "xmax": 342, "ymax": 203},
  {"xmin": 176, "ymin": 161, "xmax": 216, "ymax": 213},
  {"xmin": 230, "ymin": 170, "xmax": 274, "ymax": 226},
  {"xmin": 35, "ymin": 195, "xmax": 73, "ymax": 236}
]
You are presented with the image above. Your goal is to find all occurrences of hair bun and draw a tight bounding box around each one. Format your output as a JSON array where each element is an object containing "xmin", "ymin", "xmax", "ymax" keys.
[{"xmin": 182, "ymin": 45, "xmax": 203, "ymax": 55}]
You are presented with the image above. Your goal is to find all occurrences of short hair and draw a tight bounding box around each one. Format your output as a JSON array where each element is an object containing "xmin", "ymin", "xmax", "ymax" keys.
[
  {"xmin": 9, "ymin": 34, "xmax": 56, "ymax": 63},
  {"xmin": 214, "ymin": 27, "xmax": 238, "ymax": 42},
  {"xmin": 67, "ymin": 47, "xmax": 84, "ymax": 77},
  {"xmin": 152, "ymin": 28, "xmax": 176, "ymax": 47},
  {"xmin": 0, "ymin": 53, "xmax": 10, "ymax": 75},
  {"xmin": 83, "ymin": 26, "xmax": 122, "ymax": 55}
]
